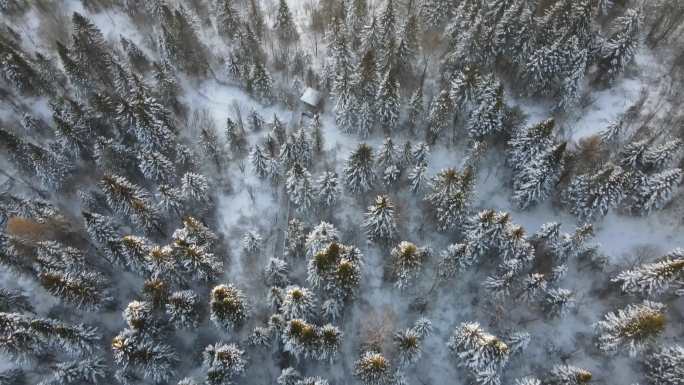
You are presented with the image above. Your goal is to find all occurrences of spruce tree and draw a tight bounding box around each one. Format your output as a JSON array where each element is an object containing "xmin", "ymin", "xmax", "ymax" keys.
[
  {"xmin": 512, "ymin": 142, "xmax": 567, "ymax": 209},
  {"xmin": 203, "ymin": 343, "xmax": 247, "ymax": 385},
  {"xmin": 316, "ymin": 171, "xmax": 340, "ymax": 209},
  {"xmin": 600, "ymin": 8, "xmax": 642, "ymax": 82},
  {"xmin": 547, "ymin": 364, "xmax": 592, "ymax": 385},
  {"xmin": 354, "ymin": 351, "xmax": 394, "ymax": 385},
  {"xmin": 210, "ymin": 284, "xmax": 249, "ymax": 331},
  {"xmin": 564, "ymin": 163, "xmax": 628, "ymax": 221},
  {"xmin": 612, "ymin": 249, "xmax": 684, "ymax": 297},
  {"xmin": 344, "ymin": 143, "xmax": 376, "ymax": 194},
  {"xmin": 286, "ymin": 163, "xmax": 315, "ymax": 214},
  {"xmin": 274, "ymin": 0, "xmax": 299, "ymax": 45},
  {"xmin": 628, "ymin": 168, "xmax": 682, "ymax": 215},
  {"xmin": 391, "ymin": 241, "xmax": 429, "ymax": 290},
  {"xmin": 363, "ymin": 195, "xmax": 398, "ymax": 243},
  {"xmin": 595, "ymin": 301, "xmax": 666, "ymax": 356}
]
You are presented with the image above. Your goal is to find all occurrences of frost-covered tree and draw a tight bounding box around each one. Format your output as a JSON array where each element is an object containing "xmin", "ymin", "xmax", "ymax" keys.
[
  {"xmin": 286, "ymin": 218, "xmax": 308, "ymax": 259},
  {"xmin": 39, "ymin": 356, "xmax": 107, "ymax": 385},
  {"xmin": 612, "ymin": 249, "xmax": 684, "ymax": 297},
  {"xmin": 595, "ymin": 301, "xmax": 666, "ymax": 356},
  {"xmin": 628, "ymin": 169, "xmax": 682, "ymax": 215},
  {"xmin": 280, "ymin": 286, "xmax": 316, "ymax": 320},
  {"xmin": 376, "ymin": 69, "xmax": 400, "ymax": 132},
  {"xmin": 544, "ymin": 288, "xmax": 576, "ymax": 318},
  {"xmin": 265, "ymin": 257, "xmax": 289, "ymax": 287},
  {"xmin": 564, "ymin": 163, "xmax": 627, "ymax": 221},
  {"xmin": 210, "ymin": 284, "xmax": 249, "ymax": 331},
  {"xmin": 100, "ymin": 174, "xmax": 160, "ymax": 233},
  {"xmin": 286, "ymin": 163, "xmax": 315, "ymax": 214},
  {"xmin": 354, "ymin": 351, "xmax": 393, "ymax": 385},
  {"xmin": 600, "ymin": 8, "xmax": 642, "ymax": 81},
  {"xmin": 274, "ymin": 0, "xmax": 299, "ymax": 45},
  {"xmin": 394, "ymin": 326, "xmax": 426, "ymax": 367},
  {"xmin": 166, "ymin": 290, "xmax": 200, "ymax": 329},
  {"xmin": 547, "ymin": 364, "xmax": 592, "ymax": 385},
  {"xmin": 216, "ymin": 0, "xmax": 241, "ymax": 39},
  {"xmin": 391, "ymin": 241, "xmax": 429, "ymax": 290},
  {"xmin": 644, "ymin": 345, "xmax": 684, "ymax": 385},
  {"xmin": 344, "ymin": 143, "xmax": 376, "ymax": 194},
  {"xmin": 137, "ymin": 151, "xmax": 174, "ymax": 183},
  {"xmin": 203, "ymin": 343, "xmax": 247, "ymax": 385},
  {"xmin": 447, "ymin": 322, "xmax": 510, "ymax": 385},
  {"xmin": 0, "ymin": 289, "xmax": 33, "ymax": 313},
  {"xmin": 426, "ymin": 167, "xmax": 475, "ymax": 231},
  {"xmin": 181, "ymin": 172, "xmax": 210, "ymax": 205},
  {"xmin": 513, "ymin": 142, "xmax": 567, "ymax": 209},
  {"xmin": 467, "ymin": 78, "xmax": 505, "ymax": 139},
  {"xmin": 316, "ymin": 171, "xmax": 340, "ymax": 209},
  {"xmin": 427, "ymin": 90, "xmax": 452, "ymax": 142},
  {"xmin": 250, "ymin": 145, "xmax": 270, "ymax": 179},
  {"xmin": 363, "ymin": 195, "xmax": 398, "ymax": 243},
  {"xmin": 408, "ymin": 164, "xmax": 428, "ymax": 194},
  {"xmin": 438, "ymin": 243, "xmax": 476, "ymax": 280}
]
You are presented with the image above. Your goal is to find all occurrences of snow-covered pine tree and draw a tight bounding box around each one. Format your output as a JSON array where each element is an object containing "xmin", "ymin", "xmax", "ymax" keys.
[
  {"xmin": 376, "ymin": 69, "xmax": 400, "ymax": 133},
  {"xmin": 286, "ymin": 163, "xmax": 315, "ymax": 214},
  {"xmin": 137, "ymin": 151, "xmax": 174, "ymax": 183},
  {"xmin": 394, "ymin": 326, "xmax": 426, "ymax": 367},
  {"xmin": 438, "ymin": 243, "xmax": 476, "ymax": 280},
  {"xmin": 203, "ymin": 343, "xmax": 247, "ymax": 385},
  {"xmin": 166, "ymin": 289, "xmax": 200, "ymax": 329},
  {"xmin": 100, "ymin": 175, "xmax": 160, "ymax": 233},
  {"xmin": 280, "ymin": 285, "xmax": 316, "ymax": 320},
  {"xmin": 316, "ymin": 171, "xmax": 341, "ymax": 209},
  {"xmin": 507, "ymin": 118, "xmax": 555, "ymax": 173},
  {"xmin": 265, "ymin": 257, "xmax": 290, "ymax": 287},
  {"xmin": 39, "ymin": 356, "xmax": 107, "ymax": 385},
  {"xmin": 595, "ymin": 301, "xmax": 666, "ymax": 356},
  {"xmin": 628, "ymin": 168, "xmax": 682, "ymax": 215},
  {"xmin": 216, "ymin": 0, "xmax": 241, "ymax": 39},
  {"xmin": 427, "ymin": 89, "xmax": 452, "ymax": 142},
  {"xmin": 642, "ymin": 139, "xmax": 682, "ymax": 171},
  {"xmin": 209, "ymin": 284, "xmax": 249, "ymax": 331},
  {"xmin": 286, "ymin": 218, "xmax": 308, "ymax": 259},
  {"xmin": 406, "ymin": 86, "xmax": 424, "ymax": 136},
  {"xmin": 467, "ymin": 77, "xmax": 505, "ymax": 139},
  {"xmin": 564, "ymin": 163, "xmax": 628, "ymax": 221},
  {"xmin": 274, "ymin": 0, "xmax": 299, "ymax": 45},
  {"xmin": 391, "ymin": 241, "xmax": 429, "ymax": 290},
  {"xmin": 426, "ymin": 168, "xmax": 474, "ymax": 231},
  {"xmin": 644, "ymin": 344, "xmax": 684, "ymax": 385},
  {"xmin": 544, "ymin": 288, "xmax": 576, "ymax": 318},
  {"xmin": 250, "ymin": 145, "xmax": 270, "ymax": 179},
  {"xmin": 612, "ymin": 249, "xmax": 684, "ymax": 297},
  {"xmin": 547, "ymin": 364, "xmax": 592, "ymax": 385},
  {"xmin": 447, "ymin": 322, "xmax": 510, "ymax": 385},
  {"xmin": 344, "ymin": 143, "xmax": 376, "ymax": 194},
  {"xmin": 512, "ymin": 142, "xmax": 567, "ymax": 209},
  {"xmin": 363, "ymin": 195, "xmax": 398, "ymax": 243},
  {"xmin": 600, "ymin": 8, "xmax": 642, "ymax": 82},
  {"xmin": 354, "ymin": 351, "xmax": 394, "ymax": 385},
  {"xmin": 249, "ymin": 58, "xmax": 273, "ymax": 103}
]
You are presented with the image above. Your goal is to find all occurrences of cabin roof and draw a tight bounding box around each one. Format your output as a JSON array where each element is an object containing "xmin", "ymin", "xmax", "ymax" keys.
[{"xmin": 300, "ymin": 87, "xmax": 322, "ymax": 107}]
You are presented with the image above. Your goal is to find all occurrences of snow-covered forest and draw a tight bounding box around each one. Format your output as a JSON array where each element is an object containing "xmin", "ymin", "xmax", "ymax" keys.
[{"xmin": 0, "ymin": 0, "xmax": 683, "ymax": 384}]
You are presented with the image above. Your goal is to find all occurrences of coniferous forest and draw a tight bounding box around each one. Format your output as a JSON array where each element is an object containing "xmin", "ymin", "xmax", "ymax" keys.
[{"xmin": 0, "ymin": 1, "xmax": 684, "ymax": 385}]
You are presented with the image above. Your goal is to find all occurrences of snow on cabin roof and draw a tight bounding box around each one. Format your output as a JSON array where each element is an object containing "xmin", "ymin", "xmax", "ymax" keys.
[{"xmin": 300, "ymin": 88, "xmax": 322, "ymax": 107}]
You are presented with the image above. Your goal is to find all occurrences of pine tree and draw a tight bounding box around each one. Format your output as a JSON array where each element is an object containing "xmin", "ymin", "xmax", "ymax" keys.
[
  {"xmin": 166, "ymin": 290, "xmax": 200, "ymax": 329},
  {"xmin": 544, "ymin": 288, "xmax": 576, "ymax": 318},
  {"xmin": 39, "ymin": 356, "xmax": 107, "ymax": 385},
  {"xmin": 564, "ymin": 163, "xmax": 628, "ymax": 221},
  {"xmin": 354, "ymin": 351, "xmax": 394, "ymax": 385},
  {"xmin": 210, "ymin": 284, "xmax": 249, "ymax": 330},
  {"xmin": 250, "ymin": 145, "xmax": 270, "ymax": 179},
  {"xmin": 427, "ymin": 168, "xmax": 475, "ymax": 231},
  {"xmin": 612, "ymin": 249, "xmax": 684, "ymax": 297},
  {"xmin": 181, "ymin": 172, "xmax": 210, "ymax": 205},
  {"xmin": 438, "ymin": 243, "xmax": 476, "ymax": 280},
  {"xmin": 394, "ymin": 327, "xmax": 425, "ymax": 367},
  {"xmin": 645, "ymin": 345, "xmax": 684, "ymax": 385},
  {"xmin": 112, "ymin": 330, "xmax": 177, "ymax": 385},
  {"xmin": 274, "ymin": 0, "xmax": 299, "ymax": 45},
  {"xmin": 203, "ymin": 343, "xmax": 247, "ymax": 385},
  {"xmin": 216, "ymin": 0, "xmax": 241, "ymax": 39},
  {"xmin": 467, "ymin": 78, "xmax": 505, "ymax": 139},
  {"xmin": 642, "ymin": 139, "xmax": 682, "ymax": 170},
  {"xmin": 137, "ymin": 151, "xmax": 175, "ymax": 183},
  {"xmin": 264, "ymin": 257, "xmax": 290, "ymax": 287},
  {"xmin": 508, "ymin": 119, "xmax": 555, "ymax": 173},
  {"xmin": 547, "ymin": 364, "xmax": 592, "ymax": 385},
  {"xmin": 513, "ymin": 142, "xmax": 567, "ymax": 209},
  {"xmin": 70, "ymin": 12, "xmax": 113, "ymax": 87},
  {"xmin": 447, "ymin": 322, "xmax": 510, "ymax": 385},
  {"xmin": 310, "ymin": 114, "xmax": 325, "ymax": 155},
  {"xmin": 595, "ymin": 301, "xmax": 666, "ymax": 356},
  {"xmin": 344, "ymin": 144, "xmax": 376, "ymax": 194},
  {"xmin": 100, "ymin": 175, "xmax": 160, "ymax": 233},
  {"xmin": 241, "ymin": 230, "xmax": 262, "ymax": 254},
  {"xmin": 249, "ymin": 59, "xmax": 273, "ymax": 103},
  {"xmin": 0, "ymin": 288, "xmax": 33, "ymax": 313},
  {"xmin": 286, "ymin": 163, "xmax": 315, "ymax": 214},
  {"xmin": 376, "ymin": 70, "xmax": 400, "ymax": 133},
  {"xmin": 316, "ymin": 171, "xmax": 340, "ymax": 209},
  {"xmin": 628, "ymin": 168, "xmax": 682, "ymax": 215},
  {"xmin": 427, "ymin": 90, "xmax": 452, "ymax": 142},
  {"xmin": 38, "ymin": 269, "xmax": 111, "ymax": 310},
  {"xmin": 286, "ymin": 218, "xmax": 308, "ymax": 259},
  {"xmin": 600, "ymin": 8, "xmax": 642, "ymax": 81},
  {"xmin": 280, "ymin": 285, "xmax": 316, "ymax": 320},
  {"xmin": 391, "ymin": 241, "xmax": 429, "ymax": 290},
  {"xmin": 363, "ymin": 195, "xmax": 398, "ymax": 243}
]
